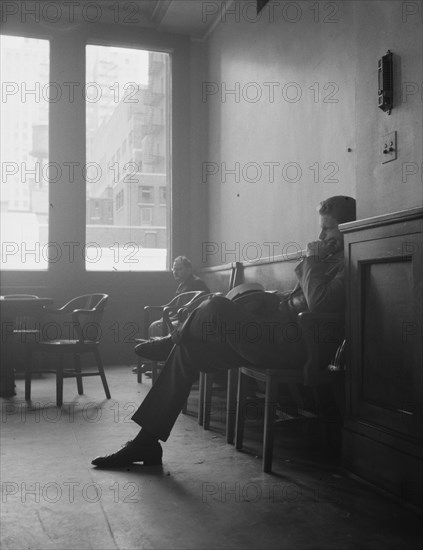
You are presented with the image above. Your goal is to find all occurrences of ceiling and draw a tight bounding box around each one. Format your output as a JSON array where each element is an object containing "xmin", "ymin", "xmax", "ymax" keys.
[{"xmin": 28, "ymin": 0, "xmax": 232, "ymax": 40}]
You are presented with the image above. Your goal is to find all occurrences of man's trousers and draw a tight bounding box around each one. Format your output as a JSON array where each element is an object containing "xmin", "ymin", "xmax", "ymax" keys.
[{"xmin": 131, "ymin": 296, "xmax": 304, "ymax": 441}]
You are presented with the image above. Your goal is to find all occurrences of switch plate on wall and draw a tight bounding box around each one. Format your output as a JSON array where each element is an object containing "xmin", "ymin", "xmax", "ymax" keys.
[{"xmin": 381, "ymin": 131, "xmax": 397, "ymax": 164}]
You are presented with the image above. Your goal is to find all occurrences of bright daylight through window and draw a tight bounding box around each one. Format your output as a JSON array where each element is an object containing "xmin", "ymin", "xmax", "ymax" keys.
[
  {"xmin": 1, "ymin": 35, "xmax": 50, "ymax": 270},
  {"xmin": 85, "ymin": 45, "xmax": 170, "ymax": 271}
]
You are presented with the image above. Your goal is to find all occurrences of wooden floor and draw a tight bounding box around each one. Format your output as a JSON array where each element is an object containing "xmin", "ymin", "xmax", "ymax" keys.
[{"xmin": 1, "ymin": 365, "xmax": 422, "ymax": 550}]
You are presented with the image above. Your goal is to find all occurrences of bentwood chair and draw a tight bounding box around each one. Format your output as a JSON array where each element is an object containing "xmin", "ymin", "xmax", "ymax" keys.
[
  {"xmin": 25, "ymin": 294, "xmax": 111, "ymax": 406},
  {"xmin": 136, "ymin": 290, "xmax": 209, "ymax": 383}
]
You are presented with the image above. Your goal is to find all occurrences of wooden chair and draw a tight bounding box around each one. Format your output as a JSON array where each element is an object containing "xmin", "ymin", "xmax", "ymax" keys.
[
  {"xmin": 235, "ymin": 312, "xmax": 344, "ymax": 473},
  {"xmin": 200, "ymin": 368, "xmax": 238, "ymax": 443},
  {"xmin": 181, "ymin": 263, "xmax": 242, "ymax": 434},
  {"xmin": 135, "ymin": 290, "xmax": 209, "ymax": 383},
  {"xmin": 25, "ymin": 294, "xmax": 111, "ymax": 407},
  {"xmin": 165, "ymin": 291, "xmax": 223, "ymax": 414}
]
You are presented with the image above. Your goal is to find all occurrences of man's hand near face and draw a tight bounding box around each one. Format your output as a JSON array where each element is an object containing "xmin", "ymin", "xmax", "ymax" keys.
[{"xmin": 306, "ymin": 239, "xmax": 339, "ymax": 260}]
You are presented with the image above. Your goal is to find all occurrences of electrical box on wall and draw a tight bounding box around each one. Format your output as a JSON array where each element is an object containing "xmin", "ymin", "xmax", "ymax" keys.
[
  {"xmin": 378, "ymin": 50, "xmax": 394, "ymax": 114},
  {"xmin": 381, "ymin": 131, "xmax": 397, "ymax": 164}
]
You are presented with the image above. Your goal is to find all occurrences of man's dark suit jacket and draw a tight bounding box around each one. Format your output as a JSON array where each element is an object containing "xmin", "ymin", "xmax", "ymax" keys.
[
  {"xmin": 176, "ymin": 274, "xmax": 210, "ymax": 296},
  {"xmin": 286, "ymin": 250, "xmax": 345, "ymax": 318}
]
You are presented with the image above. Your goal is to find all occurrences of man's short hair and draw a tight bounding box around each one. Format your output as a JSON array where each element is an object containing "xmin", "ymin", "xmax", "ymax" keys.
[
  {"xmin": 318, "ymin": 195, "xmax": 356, "ymax": 224},
  {"xmin": 173, "ymin": 256, "xmax": 192, "ymax": 269}
]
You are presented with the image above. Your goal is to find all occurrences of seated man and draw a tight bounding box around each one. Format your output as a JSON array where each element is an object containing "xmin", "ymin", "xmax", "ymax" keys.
[
  {"xmin": 172, "ymin": 255, "xmax": 210, "ymax": 296},
  {"xmin": 93, "ymin": 195, "xmax": 356, "ymax": 468},
  {"xmin": 145, "ymin": 255, "xmax": 210, "ymax": 339}
]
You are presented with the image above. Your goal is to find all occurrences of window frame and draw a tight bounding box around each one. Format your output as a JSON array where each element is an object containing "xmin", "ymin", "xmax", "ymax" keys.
[{"xmin": 0, "ymin": 20, "xmax": 191, "ymax": 285}]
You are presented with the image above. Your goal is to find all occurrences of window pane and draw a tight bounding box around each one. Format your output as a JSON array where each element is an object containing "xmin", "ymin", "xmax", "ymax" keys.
[
  {"xmin": 0, "ymin": 36, "xmax": 49, "ymax": 270},
  {"xmin": 86, "ymin": 46, "xmax": 170, "ymax": 271}
]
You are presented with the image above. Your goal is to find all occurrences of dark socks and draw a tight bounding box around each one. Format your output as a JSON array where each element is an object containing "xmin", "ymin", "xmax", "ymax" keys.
[{"xmin": 132, "ymin": 429, "xmax": 158, "ymax": 445}]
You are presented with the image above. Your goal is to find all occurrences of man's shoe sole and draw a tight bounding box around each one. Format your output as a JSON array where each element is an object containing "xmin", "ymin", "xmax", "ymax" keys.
[
  {"xmin": 91, "ymin": 443, "xmax": 163, "ymax": 468},
  {"xmin": 92, "ymin": 456, "xmax": 162, "ymax": 468}
]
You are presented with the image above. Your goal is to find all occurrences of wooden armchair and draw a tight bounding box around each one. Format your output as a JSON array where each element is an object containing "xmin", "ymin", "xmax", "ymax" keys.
[
  {"xmin": 144, "ymin": 291, "xmax": 209, "ymax": 338},
  {"xmin": 136, "ymin": 291, "xmax": 209, "ymax": 383},
  {"xmin": 25, "ymin": 294, "xmax": 111, "ymax": 407},
  {"xmin": 235, "ymin": 312, "xmax": 344, "ymax": 473}
]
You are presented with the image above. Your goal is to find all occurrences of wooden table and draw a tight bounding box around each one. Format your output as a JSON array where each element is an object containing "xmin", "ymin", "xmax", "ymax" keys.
[{"xmin": 0, "ymin": 296, "xmax": 53, "ymax": 397}]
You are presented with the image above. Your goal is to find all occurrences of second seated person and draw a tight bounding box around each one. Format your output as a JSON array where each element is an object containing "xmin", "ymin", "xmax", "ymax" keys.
[{"xmin": 143, "ymin": 255, "xmax": 210, "ymax": 339}]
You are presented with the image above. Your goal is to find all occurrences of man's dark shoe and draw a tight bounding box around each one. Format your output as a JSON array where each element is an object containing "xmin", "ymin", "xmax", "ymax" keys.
[
  {"xmin": 91, "ymin": 440, "xmax": 162, "ymax": 468},
  {"xmin": 134, "ymin": 335, "xmax": 174, "ymax": 361}
]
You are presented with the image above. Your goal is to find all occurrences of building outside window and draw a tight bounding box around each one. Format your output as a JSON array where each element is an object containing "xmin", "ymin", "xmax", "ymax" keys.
[
  {"xmin": 140, "ymin": 207, "xmax": 153, "ymax": 225},
  {"xmin": 138, "ymin": 186, "xmax": 154, "ymax": 203},
  {"xmin": 86, "ymin": 45, "xmax": 170, "ymax": 271},
  {"xmin": 159, "ymin": 187, "xmax": 167, "ymax": 203}
]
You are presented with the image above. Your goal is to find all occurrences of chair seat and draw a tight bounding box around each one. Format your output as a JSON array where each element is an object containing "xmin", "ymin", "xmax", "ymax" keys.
[{"xmin": 240, "ymin": 366, "xmax": 304, "ymax": 383}]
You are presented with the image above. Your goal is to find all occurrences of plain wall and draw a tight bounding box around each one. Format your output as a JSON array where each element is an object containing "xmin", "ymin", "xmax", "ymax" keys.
[{"xmin": 203, "ymin": 0, "xmax": 357, "ymax": 266}]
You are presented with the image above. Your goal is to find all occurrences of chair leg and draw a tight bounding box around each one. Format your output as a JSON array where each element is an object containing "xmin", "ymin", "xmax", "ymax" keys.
[
  {"xmin": 263, "ymin": 376, "xmax": 278, "ymax": 473},
  {"xmin": 226, "ymin": 368, "xmax": 237, "ymax": 444},
  {"xmin": 235, "ymin": 370, "xmax": 247, "ymax": 450},
  {"xmin": 25, "ymin": 347, "xmax": 32, "ymax": 401},
  {"xmin": 203, "ymin": 373, "xmax": 214, "ymax": 430},
  {"xmin": 198, "ymin": 372, "xmax": 205, "ymax": 425},
  {"xmin": 73, "ymin": 353, "xmax": 84, "ymax": 395},
  {"xmin": 93, "ymin": 348, "xmax": 111, "ymax": 399},
  {"xmin": 137, "ymin": 357, "xmax": 142, "ymax": 384},
  {"xmin": 56, "ymin": 353, "xmax": 64, "ymax": 407}
]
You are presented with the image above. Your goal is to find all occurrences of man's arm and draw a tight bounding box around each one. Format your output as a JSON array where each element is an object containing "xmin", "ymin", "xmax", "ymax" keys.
[
  {"xmin": 294, "ymin": 255, "xmax": 345, "ymax": 315},
  {"xmin": 189, "ymin": 276, "xmax": 210, "ymax": 294}
]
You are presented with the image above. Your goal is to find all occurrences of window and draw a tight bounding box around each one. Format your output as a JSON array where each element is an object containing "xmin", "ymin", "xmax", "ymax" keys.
[
  {"xmin": 85, "ymin": 45, "xmax": 170, "ymax": 271},
  {"xmin": 0, "ymin": 35, "xmax": 49, "ymax": 270},
  {"xmin": 138, "ymin": 186, "xmax": 153, "ymax": 203}
]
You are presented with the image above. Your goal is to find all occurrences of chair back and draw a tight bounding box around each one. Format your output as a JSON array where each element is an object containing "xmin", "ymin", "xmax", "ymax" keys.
[
  {"xmin": 62, "ymin": 294, "xmax": 108, "ymax": 343},
  {"xmin": 3, "ymin": 294, "xmax": 39, "ymax": 299},
  {"xmin": 170, "ymin": 291, "xmax": 207, "ymax": 309}
]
